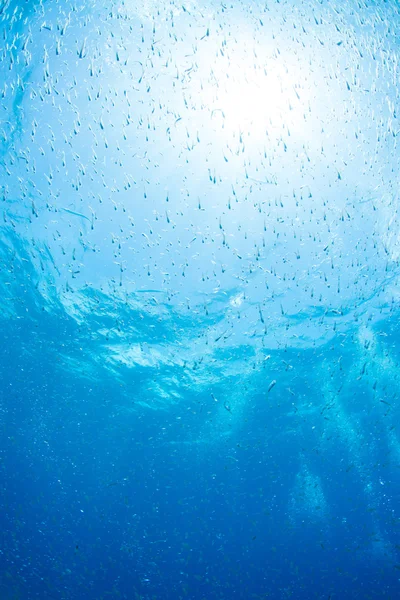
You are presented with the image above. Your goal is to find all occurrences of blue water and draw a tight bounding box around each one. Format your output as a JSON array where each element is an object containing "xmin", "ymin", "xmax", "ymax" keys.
[{"xmin": 2, "ymin": 0, "xmax": 400, "ymax": 598}]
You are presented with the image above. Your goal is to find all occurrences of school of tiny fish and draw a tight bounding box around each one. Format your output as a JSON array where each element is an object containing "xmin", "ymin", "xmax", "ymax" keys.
[{"xmin": 2, "ymin": 0, "xmax": 400, "ymax": 565}]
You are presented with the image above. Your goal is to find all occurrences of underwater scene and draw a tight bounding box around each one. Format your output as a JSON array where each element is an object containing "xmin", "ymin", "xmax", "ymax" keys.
[{"xmin": 1, "ymin": 0, "xmax": 400, "ymax": 598}]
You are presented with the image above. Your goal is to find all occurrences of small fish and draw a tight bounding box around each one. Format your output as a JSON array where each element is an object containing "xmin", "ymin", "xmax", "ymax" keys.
[
  {"xmin": 267, "ymin": 380, "xmax": 277, "ymax": 393},
  {"xmin": 380, "ymin": 400, "xmax": 392, "ymax": 408},
  {"xmin": 78, "ymin": 38, "xmax": 87, "ymax": 59},
  {"xmin": 215, "ymin": 329, "xmax": 228, "ymax": 343},
  {"xmin": 61, "ymin": 207, "xmax": 91, "ymax": 222}
]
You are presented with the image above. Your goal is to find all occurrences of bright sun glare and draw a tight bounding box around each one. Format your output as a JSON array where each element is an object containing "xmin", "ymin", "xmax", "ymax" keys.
[{"xmin": 201, "ymin": 52, "xmax": 311, "ymax": 138}]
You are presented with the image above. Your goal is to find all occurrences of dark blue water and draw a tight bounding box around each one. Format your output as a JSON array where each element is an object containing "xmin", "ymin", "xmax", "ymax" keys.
[{"xmin": 2, "ymin": 0, "xmax": 400, "ymax": 598}]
